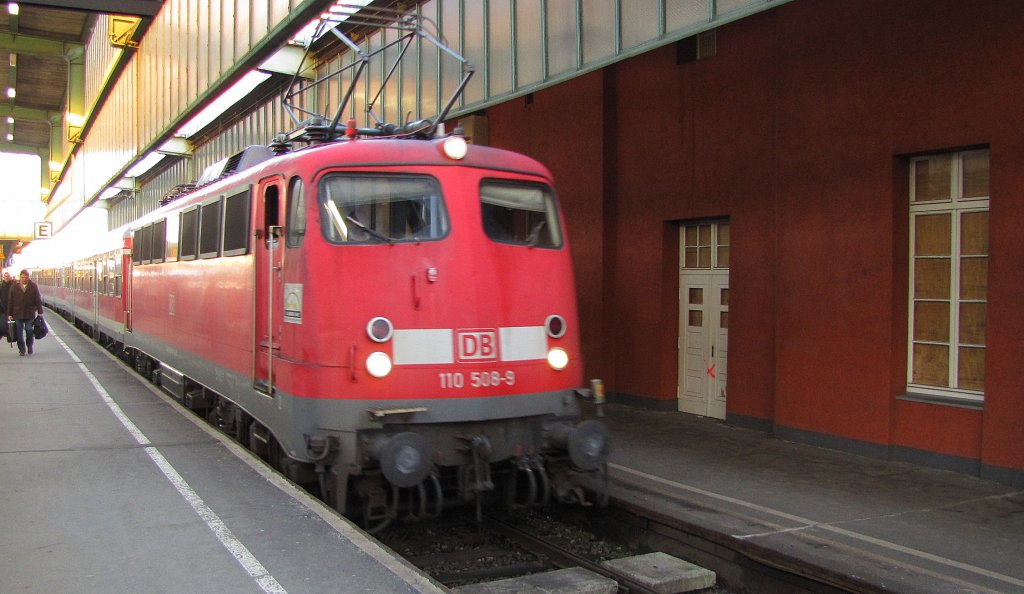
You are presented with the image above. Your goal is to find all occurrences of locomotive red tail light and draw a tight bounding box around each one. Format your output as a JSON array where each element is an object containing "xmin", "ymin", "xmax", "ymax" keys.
[
  {"xmin": 367, "ymin": 317, "xmax": 394, "ymax": 342},
  {"xmin": 545, "ymin": 314, "xmax": 566, "ymax": 338}
]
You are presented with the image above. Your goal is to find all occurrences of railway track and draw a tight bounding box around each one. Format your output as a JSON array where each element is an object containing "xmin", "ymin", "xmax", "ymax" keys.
[
  {"xmin": 484, "ymin": 515, "xmax": 670, "ymax": 594},
  {"xmin": 376, "ymin": 507, "xmax": 731, "ymax": 593}
]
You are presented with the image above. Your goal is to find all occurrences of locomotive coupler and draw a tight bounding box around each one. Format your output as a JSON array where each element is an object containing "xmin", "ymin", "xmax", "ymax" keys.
[
  {"xmin": 457, "ymin": 434, "xmax": 494, "ymax": 521},
  {"xmin": 469, "ymin": 435, "xmax": 494, "ymax": 493}
]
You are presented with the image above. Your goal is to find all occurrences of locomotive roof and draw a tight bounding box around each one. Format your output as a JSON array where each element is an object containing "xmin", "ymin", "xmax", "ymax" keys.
[
  {"xmin": 295, "ymin": 136, "xmax": 553, "ymax": 178},
  {"xmin": 145, "ymin": 135, "xmax": 555, "ymax": 229}
]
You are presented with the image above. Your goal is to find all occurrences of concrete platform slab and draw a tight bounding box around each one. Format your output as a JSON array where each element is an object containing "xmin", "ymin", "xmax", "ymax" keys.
[
  {"xmin": 602, "ymin": 552, "xmax": 716, "ymax": 593},
  {"xmin": 452, "ymin": 567, "xmax": 618, "ymax": 594}
]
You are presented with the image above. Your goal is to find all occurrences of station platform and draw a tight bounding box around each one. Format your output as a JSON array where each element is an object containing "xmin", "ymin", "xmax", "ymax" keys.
[
  {"xmin": 0, "ymin": 316, "xmax": 444, "ymax": 594},
  {"xmin": 599, "ymin": 402, "xmax": 1024, "ymax": 593}
]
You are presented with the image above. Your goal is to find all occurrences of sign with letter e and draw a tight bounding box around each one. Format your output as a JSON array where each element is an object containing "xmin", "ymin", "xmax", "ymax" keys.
[{"xmin": 34, "ymin": 222, "xmax": 52, "ymax": 239}]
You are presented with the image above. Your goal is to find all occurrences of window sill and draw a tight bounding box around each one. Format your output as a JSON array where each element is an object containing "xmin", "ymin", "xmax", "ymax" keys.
[{"xmin": 897, "ymin": 392, "xmax": 983, "ymax": 411}]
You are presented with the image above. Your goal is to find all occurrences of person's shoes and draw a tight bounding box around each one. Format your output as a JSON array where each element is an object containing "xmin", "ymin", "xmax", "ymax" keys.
[
  {"xmin": 27, "ymin": 347, "xmax": 32, "ymax": 354},
  {"xmin": 18, "ymin": 351, "xmax": 24, "ymax": 356}
]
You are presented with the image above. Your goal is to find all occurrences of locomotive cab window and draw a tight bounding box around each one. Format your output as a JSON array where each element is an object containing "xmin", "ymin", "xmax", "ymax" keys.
[
  {"xmin": 287, "ymin": 176, "xmax": 305, "ymax": 248},
  {"xmin": 480, "ymin": 181, "xmax": 562, "ymax": 248},
  {"xmin": 319, "ymin": 174, "xmax": 447, "ymax": 244}
]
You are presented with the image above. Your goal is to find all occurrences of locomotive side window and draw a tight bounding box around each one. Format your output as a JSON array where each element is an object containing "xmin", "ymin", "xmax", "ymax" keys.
[
  {"xmin": 132, "ymin": 230, "xmax": 143, "ymax": 265},
  {"xmin": 139, "ymin": 224, "xmax": 153, "ymax": 264},
  {"xmin": 287, "ymin": 176, "xmax": 305, "ymax": 248},
  {"xmin": 480, "ymin": 181, "xmax": 563, "ymax": 248},
  {"xmin": 114, "ymin": 254, "xmax": 122, "ymax": 297},
  {"xmin": 199, "ymin": 199, "xmax": 222, "ymax": 259},
  {"xmin": 165, "ymin": 214, "xmax": 179, "ymax": 260},
  {"xmin": 319, "ymin": 174, "xmax": 447, "ymax": 244},
  {"xmin": 180, "ymin": 207, "xmax": 199, "ymax": 261},
  {"xmin": 151, "ymin": 218, "xmax": 166, "ymax": 263},
  {"xmin": 223, "ymin": 189, "xmax": 251, "ymax": 256}
]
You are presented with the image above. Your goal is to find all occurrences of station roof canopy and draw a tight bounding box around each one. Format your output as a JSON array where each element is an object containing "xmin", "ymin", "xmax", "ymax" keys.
[
  {"xmin": 17, "ymin": 1, "xmax": 163, "ymax": 17},
  {"xmin": 0, "ymin": 1, "xmax": 163, "ymax": 261},
  {"xmin": 0, "ymin": 1, "xmax": 163, "ymax": 149}
]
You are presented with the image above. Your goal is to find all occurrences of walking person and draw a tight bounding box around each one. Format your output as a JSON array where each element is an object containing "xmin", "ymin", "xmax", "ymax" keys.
[
  {"xmin": 0, "ymin": 271, "xmax": 12, "ymax": 342},
  {"xmin": 6, "ymin": 269, "xmax": 43, "ymax": 356}
]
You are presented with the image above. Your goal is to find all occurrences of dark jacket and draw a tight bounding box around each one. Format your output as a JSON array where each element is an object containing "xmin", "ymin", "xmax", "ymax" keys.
[
  {"xmin": 0, "ymin": 279, "xmax": 10, "ymax": 314},
  {"xmin": 7, "ymin": 279, "xmax": 43, "ymax": 320}
]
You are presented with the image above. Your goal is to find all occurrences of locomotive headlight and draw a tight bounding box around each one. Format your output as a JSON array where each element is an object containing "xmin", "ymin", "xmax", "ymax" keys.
[
  {"xmin": 366, "ymin": 352, "xmax": 393, "ymax": 378},
  {"xmin": 442, "ymin": 135, "xmax": 468, "ymax": 160},
  {"xmin": 547, "ymin": 347, "xmax": 569, "ymax": 370}
]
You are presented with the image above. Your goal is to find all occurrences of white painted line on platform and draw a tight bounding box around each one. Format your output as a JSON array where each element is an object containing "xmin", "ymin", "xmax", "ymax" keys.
[{"xmin": 53, "ymin": 331, "xmax": 288, "ymax": 594}]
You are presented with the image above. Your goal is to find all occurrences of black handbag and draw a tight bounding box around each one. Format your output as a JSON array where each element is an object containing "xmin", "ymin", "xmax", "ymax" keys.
[{"xmin": 32, "ymin": 316, "xmax": 48, "ymax": 340}]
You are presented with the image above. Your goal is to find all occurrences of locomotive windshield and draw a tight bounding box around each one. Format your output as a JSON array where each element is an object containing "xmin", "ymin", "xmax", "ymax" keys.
[
  {"xmin": 480, "ymin": 181, "xmax": 563, "ymax": 248},
  {"xmin": 320, "ymin": 174, "xmax": 448, "ymax": 244}
]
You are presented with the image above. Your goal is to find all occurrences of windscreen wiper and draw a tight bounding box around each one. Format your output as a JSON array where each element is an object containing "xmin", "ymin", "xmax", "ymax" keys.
[{"xmin": 346, "ymin": 215, "xmax": 393, "ymax": 243}]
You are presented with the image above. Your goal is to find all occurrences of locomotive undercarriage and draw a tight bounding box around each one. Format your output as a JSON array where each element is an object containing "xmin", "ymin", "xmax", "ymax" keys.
[
  {"xmin": 305, "ymin": 414, "xmax": 611, "ymax": 532},
  {"xmin": 110, "ymin": 345, "xmax": 610, "ymax": 534}
]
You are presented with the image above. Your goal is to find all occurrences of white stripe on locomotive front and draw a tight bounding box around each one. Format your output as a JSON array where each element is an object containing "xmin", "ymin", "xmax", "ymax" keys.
[
  {"xmin": 391, "ymin": 326, "xmax": 547, "ymax": 365},
  {"xmin": 393, "ymin": 329, "xmax": 455, "ymax": 364}
]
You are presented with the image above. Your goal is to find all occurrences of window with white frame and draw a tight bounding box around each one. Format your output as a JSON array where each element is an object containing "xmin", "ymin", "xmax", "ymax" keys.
[
  {"xmin": 682, "ymin": 221, "xmax": 730, "ymax": 269},
  {"xmin": 908, "ymin": 149, "xmax": 989, "ymax": 400}
]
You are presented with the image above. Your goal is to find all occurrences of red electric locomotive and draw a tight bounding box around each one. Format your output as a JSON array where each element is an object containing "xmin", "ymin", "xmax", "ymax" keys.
[{"xmin": 32, "ymin": 5, "xmax": 609, "ymax": 530}]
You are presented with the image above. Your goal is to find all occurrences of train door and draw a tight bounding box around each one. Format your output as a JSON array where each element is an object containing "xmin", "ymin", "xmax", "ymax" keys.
[
  {"xmin": 123, "ymin": 234, "xmax": 133, "ymax": 332},
  {"xmin": 92, "ymin": 258, "xmax": 101, "ymax": 334},
  {"xmin": 254, "ymin": 177, "xmax": 285, "ymax": 394},
  {"xmin": 677, "ymin": 222, "xmax": 729, "ymax": 419}
]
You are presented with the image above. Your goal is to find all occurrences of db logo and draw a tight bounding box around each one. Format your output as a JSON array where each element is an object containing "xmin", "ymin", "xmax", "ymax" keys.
[{"xmin": 457, "ymin": 329, "xmax": 498, "ymax": 362}]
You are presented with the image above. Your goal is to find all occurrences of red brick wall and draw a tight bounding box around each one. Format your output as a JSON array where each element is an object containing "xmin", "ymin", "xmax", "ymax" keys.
[{"xmin": 484, "ymin": 0, "xmax": 1024, "ymax": 474}]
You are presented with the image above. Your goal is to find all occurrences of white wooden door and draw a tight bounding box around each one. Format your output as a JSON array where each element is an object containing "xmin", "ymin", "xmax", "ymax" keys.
[{"xmin": 678, "ymin": 270, "xmax": 729, "ymax": 419}]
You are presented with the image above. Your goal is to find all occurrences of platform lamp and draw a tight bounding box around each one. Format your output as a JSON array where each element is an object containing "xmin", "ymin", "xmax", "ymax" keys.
[
  {"xmin": 6, "ymin": 51, "xmax": 14, "ymax": 113},
  {"xmin": 66, "ymin": 112, "xmax": 85, "ymax": 143}
]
